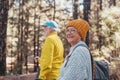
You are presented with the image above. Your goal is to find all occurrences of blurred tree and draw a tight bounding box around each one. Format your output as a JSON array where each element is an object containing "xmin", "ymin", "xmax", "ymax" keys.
[
  {"xmin": 109, "ymin": 0, "xmax": 116, "ymax": 7},
  {"xmin": 4, "ymin": 0, "xmax": 120, "ymax": 76},
  {"xmin": 73, "ymin": 0, "xmax": 78, "ymax": 19},
  {"xmin": 83, "ymin": 0, "xmax": 91, "ymax": 46},
  {"xmin": 0, "ymin": 0, "xmax": 9, "ymax": 76}
]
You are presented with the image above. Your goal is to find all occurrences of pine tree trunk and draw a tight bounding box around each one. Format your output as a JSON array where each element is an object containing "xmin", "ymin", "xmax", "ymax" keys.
[
  {"xmin": 73, "ymin": 0, "xmax": 78, "ymax": 19},
  {"xmin": 0, "ymin": 0, "xmax": 9, "ymax": 76},
  {"xmin": 83, "ymin": 0, "xmax": 91, "ymax": 46}
]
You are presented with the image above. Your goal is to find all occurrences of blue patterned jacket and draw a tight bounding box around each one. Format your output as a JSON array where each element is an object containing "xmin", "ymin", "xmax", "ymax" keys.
[{"xmin": 57, "ymin": 41, "xmax": 92, "ymax": 80}]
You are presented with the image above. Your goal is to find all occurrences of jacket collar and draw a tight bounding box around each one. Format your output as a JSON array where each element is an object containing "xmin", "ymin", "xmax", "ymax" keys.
[
  {"xmin": 68, "ymin": 41, "xmax": 87, "ymax": 56},
  {"xmin": 46, "ymin": 32, "xmax": 57, "ymax": 37}
]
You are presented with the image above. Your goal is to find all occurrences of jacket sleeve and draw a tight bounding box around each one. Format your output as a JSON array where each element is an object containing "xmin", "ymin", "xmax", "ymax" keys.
[{"xmin": 39, "ymin": 38, "xmax": 54, "ymax": 79}]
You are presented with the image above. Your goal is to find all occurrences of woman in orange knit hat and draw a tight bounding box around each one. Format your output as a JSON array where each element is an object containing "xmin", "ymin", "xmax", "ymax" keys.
[{"xmin": 57, "ymin": 19, "xmax": 92, "ymax": 80}]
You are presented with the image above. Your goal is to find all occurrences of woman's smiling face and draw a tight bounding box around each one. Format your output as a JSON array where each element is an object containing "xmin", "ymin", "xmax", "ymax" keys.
[{"xmin": 65, "ymin": 27, "xmax": 81, "ymax": 46}]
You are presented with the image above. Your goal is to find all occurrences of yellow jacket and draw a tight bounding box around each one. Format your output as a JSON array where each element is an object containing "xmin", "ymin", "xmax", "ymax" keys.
[{"xmin": 39, "ymin": 32, "xmax": 64, "ymax": 80}]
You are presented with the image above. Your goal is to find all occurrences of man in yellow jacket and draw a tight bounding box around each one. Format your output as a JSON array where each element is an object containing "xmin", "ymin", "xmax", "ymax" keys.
[{"xmin": 36, "ymin": 20, "xmax": 64, "ymax": 80}]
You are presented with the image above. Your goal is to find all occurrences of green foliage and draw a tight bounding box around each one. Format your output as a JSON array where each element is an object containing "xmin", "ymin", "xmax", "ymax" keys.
[
  {"xmin": 100, "ymin": 6, "xmax": 120, "ymax": 49},
  {"xmin": 90, "ymin": 6, "xmax": 120, "ymax": 58}
]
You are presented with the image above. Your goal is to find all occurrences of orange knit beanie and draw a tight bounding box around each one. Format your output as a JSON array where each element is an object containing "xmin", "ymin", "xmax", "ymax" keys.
[{"xmin": 66, "ymin": 19, "xmax": 90, "ymax": 41}]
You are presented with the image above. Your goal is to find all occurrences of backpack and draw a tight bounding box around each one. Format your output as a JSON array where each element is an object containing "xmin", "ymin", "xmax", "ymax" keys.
[
  {"xmin": 73, "ymin": 44, "xmax": 109, "ymax": 80},
  {"xmin": 94, "ymin": 60, "xmax": 109, "ymax": 80}
]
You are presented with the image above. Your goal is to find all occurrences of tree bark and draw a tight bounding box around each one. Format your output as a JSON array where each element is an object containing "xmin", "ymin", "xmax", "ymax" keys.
[
  {"xmin": 73, "ymin": 0, "xmax": 78, "ymax": 19},
  {"xmin": 83, "ymin": 0, "xmax": 91, "ymax": 46},
  {"xmin": 0, "ymin": 0, "xmax": 9, "ymax": 76}
]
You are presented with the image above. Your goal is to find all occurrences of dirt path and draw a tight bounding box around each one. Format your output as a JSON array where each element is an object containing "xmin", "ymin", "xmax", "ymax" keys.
[{"xmin": 0, "ymin": 73, "xmax": 37, "ymax": 80}]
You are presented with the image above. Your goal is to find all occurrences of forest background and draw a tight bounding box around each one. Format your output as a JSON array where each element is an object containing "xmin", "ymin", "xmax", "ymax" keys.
[{"xmin": 0, "ymin": 0, "xmax": 120, "ymax": 79}]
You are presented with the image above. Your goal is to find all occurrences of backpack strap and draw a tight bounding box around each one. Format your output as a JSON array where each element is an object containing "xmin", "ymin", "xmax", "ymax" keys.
[{"xmin": 64, "ymin": 44, "xmax": 83, "ymax": 67}]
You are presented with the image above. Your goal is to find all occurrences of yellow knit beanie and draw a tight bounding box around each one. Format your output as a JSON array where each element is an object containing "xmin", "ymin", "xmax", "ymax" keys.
[{"xmin": 66, "ymin": 19, "xmax": 90, "ymax": 41}]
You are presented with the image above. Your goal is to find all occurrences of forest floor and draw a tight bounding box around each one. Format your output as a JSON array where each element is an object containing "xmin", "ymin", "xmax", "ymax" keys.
[
  {"xmin": 1, "ymin": 56, "xmax": 120, "ymax": 80},
  {"xmin": 0, "ymin": 73, "xmax": 37, "ymax": 80}
]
